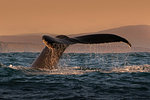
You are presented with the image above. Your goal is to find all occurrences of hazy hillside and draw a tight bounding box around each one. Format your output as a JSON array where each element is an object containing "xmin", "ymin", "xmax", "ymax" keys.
[
  {"xmin": 0, "ymin": 41, "xmax": 44, "ymax": 52},
  {"xmin": 99, "ymin": 25, "xmax": 150, "ymax": 48},
  {"xmin": 0, "ymin": 34, "xmax": 43, "ymax": 44},
  {"xmin": 0, "ymin": 25, "xmax": 150, "ymax": 52}
]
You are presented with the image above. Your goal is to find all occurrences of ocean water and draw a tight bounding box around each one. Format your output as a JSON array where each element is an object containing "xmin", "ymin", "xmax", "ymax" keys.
[{"xmin": 0, "ymin": 52, "xmax": 150, "ymax": 100}]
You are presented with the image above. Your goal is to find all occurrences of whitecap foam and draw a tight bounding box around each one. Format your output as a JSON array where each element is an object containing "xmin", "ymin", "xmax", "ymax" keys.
[
  {"xmin": 25, "ymin": 66, "xmax": 95, "ymax": 75},
  {"xmin": 3, "ymin": 64, "xmax": 150, "ymax": 75},
  {"xmin": 110, "ymin": 64, "xmax": 150, "ymax": 73},
  {"xmin": 5, "ymin": 65, "xmax": 93, "ymax": 75}
]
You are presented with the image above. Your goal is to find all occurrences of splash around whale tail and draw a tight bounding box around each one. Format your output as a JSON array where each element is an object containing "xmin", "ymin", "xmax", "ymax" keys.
[{"xmin": 31, "ymin": 34, "xmax": 131, "ymax": 69}]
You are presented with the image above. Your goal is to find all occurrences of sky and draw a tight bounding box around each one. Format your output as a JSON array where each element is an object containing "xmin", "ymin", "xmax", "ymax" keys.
[{"xmin": 0, "ymin": 0, "xmax": 150, "ymax": 36}]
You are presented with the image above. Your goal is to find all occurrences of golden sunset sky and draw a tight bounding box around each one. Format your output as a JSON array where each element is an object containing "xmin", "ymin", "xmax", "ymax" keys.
[{"xmin": 0, "ymin": 0, "xmax": 150, "ymax": 36}]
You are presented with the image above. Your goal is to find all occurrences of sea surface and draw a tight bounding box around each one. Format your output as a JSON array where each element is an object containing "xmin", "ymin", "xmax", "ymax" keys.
[{"xmin": 0, "ymin": 52, "xmax": 150, "ymax": 100}]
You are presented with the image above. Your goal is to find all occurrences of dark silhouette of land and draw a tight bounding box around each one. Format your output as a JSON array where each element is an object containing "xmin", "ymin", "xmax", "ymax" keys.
[{"xmin": 0, "ymin": 25, "xmax": 150, "ymax": 53}]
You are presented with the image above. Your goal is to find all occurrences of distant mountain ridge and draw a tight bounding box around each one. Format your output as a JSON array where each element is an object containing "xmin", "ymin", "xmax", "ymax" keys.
[
  {"xmin": 99, "ymin": 25, "xmax": 150, "ymax": 48},
  {"xmin": 71, "ymin": 25, "xmax": 150, "ymax": 48},
  {"xmin": 0, "ymin": 25, "xmax": 150, "ymax": 52}
]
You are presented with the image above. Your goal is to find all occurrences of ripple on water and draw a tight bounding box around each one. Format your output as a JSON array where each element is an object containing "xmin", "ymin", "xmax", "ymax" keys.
[{"xmin": 0, "ymin": 52, "xmax": 150, "ymax": 99}]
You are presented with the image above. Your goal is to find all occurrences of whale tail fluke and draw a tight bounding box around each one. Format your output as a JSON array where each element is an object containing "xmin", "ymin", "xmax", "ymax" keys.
[
  {"xmin": 31, "ymin": 34, "xmax": 131, "ymax": 69},
  {"xmin": 73, "ymin": 34, "xmax": 131, "ymax": 47}
]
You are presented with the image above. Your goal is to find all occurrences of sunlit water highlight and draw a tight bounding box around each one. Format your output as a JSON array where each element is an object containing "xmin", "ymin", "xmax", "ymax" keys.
[{"xmin": 0, "ymin": 52, "xmax": 150, "ymax": 99}]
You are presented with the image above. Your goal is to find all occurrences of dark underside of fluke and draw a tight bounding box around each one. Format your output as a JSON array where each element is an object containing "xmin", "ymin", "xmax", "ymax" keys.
[{"xmin": 31, "ymin": 34, "xmax": 131, "ymax": 70}]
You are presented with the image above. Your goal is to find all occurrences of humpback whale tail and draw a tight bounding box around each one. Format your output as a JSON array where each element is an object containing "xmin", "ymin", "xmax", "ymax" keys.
[{"xmin": 31, "ymin": 34, "xmax": 131, "ymax": 69}]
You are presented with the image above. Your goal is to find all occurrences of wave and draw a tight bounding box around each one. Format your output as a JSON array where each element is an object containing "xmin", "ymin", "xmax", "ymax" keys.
[
  {"xmin": 0, "ymin": 62, "xmax": 150, "ymax": 76},
  {"xmin": 110, "ymin": 64, "xmax": 150, "ymax": 73}
]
